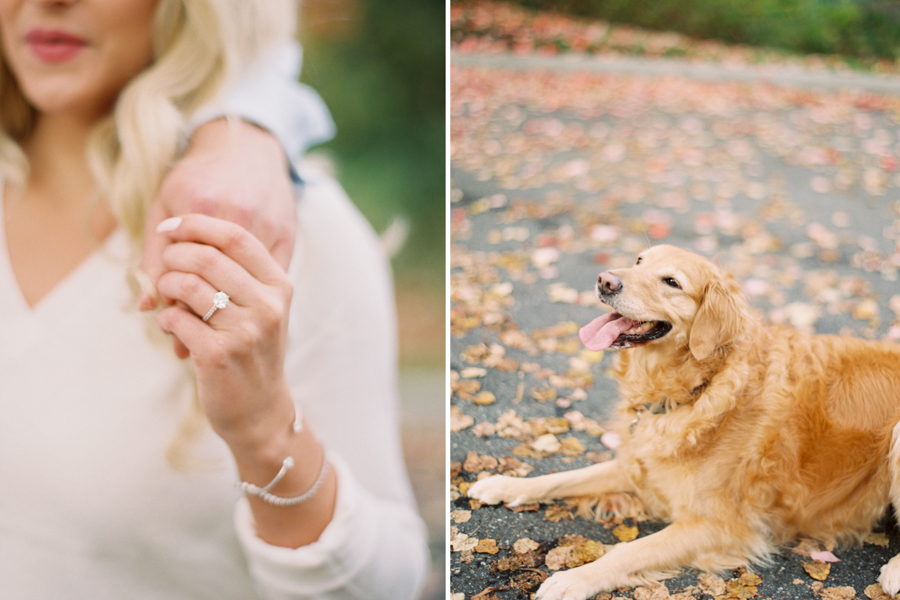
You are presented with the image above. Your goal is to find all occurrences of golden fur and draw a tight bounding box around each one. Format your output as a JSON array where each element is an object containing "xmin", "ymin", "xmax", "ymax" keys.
[{"xmin": 468, "ymin": 245, "xmax": 900, "ymax": 600}]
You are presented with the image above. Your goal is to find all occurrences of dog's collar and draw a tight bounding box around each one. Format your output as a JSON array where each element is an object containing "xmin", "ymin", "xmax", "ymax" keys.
[{"xmin": 629, "ymin": 382, "xmax": 708, "ymax": 433}]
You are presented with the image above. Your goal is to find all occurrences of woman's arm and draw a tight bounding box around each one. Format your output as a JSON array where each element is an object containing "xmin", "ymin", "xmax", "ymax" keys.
[
  {"xmin": 153, "ymin": 214, "xmax": 340, "ymax": 548},
  {"xmin": 151, "ymin": 172, "xmax": 429, "ymax": 597}
]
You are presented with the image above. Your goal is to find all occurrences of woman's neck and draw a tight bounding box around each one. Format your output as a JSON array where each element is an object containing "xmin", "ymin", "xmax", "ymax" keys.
[
  {"xmin": 24, "ymin": 113, "xmax": 98, "ymax": 205},
  {"xmin": 3, "ymin": 112, "xmax": 117, "ymax": 307}
]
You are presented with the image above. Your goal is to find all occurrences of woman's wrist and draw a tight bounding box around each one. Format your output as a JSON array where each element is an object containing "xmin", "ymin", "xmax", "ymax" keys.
[
  {"xmin": 231, "ymin": 420, "xmax": 324, "ymax": 493},
  {"xmin": 228, "ymin": 410, "xmax": 338, "ymax": 547}
]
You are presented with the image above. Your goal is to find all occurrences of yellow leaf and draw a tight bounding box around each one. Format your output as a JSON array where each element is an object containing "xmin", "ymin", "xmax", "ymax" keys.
[
  {"xmin": 474, "ymin": 538, "xmax": 500, "ymax": 554},
  {"xmin": 560, "ymin": 436, "xmax": 586, "ymax": 456},
  {"xmin": 531, "ymin": 387, "xmax": 558, "ymax": 403},
  {"xmin": 803, "ymin": 560, "xmax": 831, "ymax": 581},
  {"xmin": 570, "ymin": 539, "xmax": 605, "ymax": 567},
  {"xmin": 612, "ymin": 524, "xmax": 639, "ymax": 542},
  {"xmin": 865, "ymin": 532, "xmax": 890, "ymax": 547},
  {"xmin": 472, "ymin": 391, "xmax": 496, "ymax": 405},
  {"xmin": 544, "ymin": 504, "xmax": 573, "ymax": 522}
]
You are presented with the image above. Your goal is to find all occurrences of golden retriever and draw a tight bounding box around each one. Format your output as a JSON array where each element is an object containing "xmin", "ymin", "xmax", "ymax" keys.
[{"xmin": 467, "ymin": 244, "xmax": 900, "ymax": 600}]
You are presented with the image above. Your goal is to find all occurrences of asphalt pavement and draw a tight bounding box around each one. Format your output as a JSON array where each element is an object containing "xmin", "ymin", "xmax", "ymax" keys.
[{"xmin": 450, "ymin": 49, "xmax": 900, "ymax": 600}]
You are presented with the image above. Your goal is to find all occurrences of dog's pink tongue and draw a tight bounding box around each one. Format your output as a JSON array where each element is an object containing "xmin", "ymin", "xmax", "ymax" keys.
[{"xmin": 579, "ymin": 313, "xmax": 637, "ymax": 351}]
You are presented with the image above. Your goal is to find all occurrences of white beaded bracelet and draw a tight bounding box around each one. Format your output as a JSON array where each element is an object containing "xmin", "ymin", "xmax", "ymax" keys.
[{"xmin": 238, "ymin": 455, "xmax": 330, "ymax": 507}]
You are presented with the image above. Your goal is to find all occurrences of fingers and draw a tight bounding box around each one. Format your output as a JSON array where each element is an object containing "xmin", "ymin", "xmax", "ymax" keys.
[
  {"xmin": 157, "ymin": 214, "xmax": 288, "ymax": 286},
  {"xmin": 156, "ymin": 271, "xmax": 223, "ymax": 323},
  {"xmin": 157, "ymin": 305, "xmax": 211, "ymax": 357},
  {"xmin": 269, "ymin": 233, "xmax": 296, "ymax": 272},
  {"xmin": 160, "ymin": 242, "xmax": 258, "ymax": 307}
]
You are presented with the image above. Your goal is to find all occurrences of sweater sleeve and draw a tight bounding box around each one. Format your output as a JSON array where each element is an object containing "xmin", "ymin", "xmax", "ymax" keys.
[
  {"xmin": 231, "ymin": 169, "xmax": 430, "ymax": 599},
  {"xmin": 233, "ymin": 454, "xmax": 428, "ymax": 600},
  {"xmin": 187, "ymin": 40, "xmax": 336, "ymax": 165}
]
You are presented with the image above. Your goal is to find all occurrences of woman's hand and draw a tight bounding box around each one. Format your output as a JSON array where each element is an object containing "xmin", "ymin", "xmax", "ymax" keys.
[
  {"xmin": 153, "ymin": 213, "xmax": 296, "ymax": 453},
  {"xmin": 139, "ymin": 119, "xmax": 297, "ymax": 314}
]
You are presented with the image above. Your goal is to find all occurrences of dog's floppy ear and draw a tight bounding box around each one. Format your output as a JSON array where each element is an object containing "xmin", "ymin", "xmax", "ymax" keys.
[{"xmin": 689, "ymin": 276, "xmax": 747, "ymax": 361}]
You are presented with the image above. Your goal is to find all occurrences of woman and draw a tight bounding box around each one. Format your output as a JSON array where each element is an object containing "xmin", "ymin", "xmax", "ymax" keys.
[{"xmin": 0, "ymin": 0, "xmax": 428, "ymax": 598}]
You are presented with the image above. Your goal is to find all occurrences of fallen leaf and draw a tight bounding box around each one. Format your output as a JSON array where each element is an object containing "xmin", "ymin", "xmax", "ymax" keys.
[
  {"xmin": 724, "ymin": 570, "xmax": 762, "ymax": 599},
  {"xmin": 531, "ymin": 433, "xmax": 561, "ymax": 454},
  {"xmin": 470, "ymin": 421, "xmax": 495, "ymax": 437},
  {"xmin": 544, "ymin": 504, "xmax": 573, "ymax": 522},
  {"xmin": 474, "ymin": 538, "xmax": 500, "ymax": 554},
  {"xmin": 472, "ymin": 391, "xmax": 496, "ymax": 405},
  {"xmin": 450, "ymin": 531, "xmax": 478, "ymax": 553},
  {"xmin": 463, "ymin": 451, "xmax": 498, "ymax": 473},
  {"xmin": 490, "ymin": 556, "xmax": 522, "ymax": 572},
  {"xmin": 495, "ymin": 410, "xmax": 528, "ymax": 438},
  {"xmin": 540, "ymin": 416, "xmax": 571, "ymax": 435},
  {"xmin": 612, "ymin": 523, "xmax": 639, "ymax": 542},
  {"xmin": 803, "ymin": 560, "xmax": 831, "ymax": 581},
  {"xmin": 497, "ymin": 456, "xmax": 534, "ymax": 477},
  {"xmin": 454, "ymin": 378, "xmax": 481, "ymax": 399},
  {"xmin": 461, "ymin": 367, "xmax": 488, "ymax": 378},
  {"xmin": 865, "ymin": 532, "xmax": 890, "ymax": 546},
  {"xmin": 510, "ymin": 570, "xmax": 547, "ymax": 592},
  {"xmin": 472, "ymin": 587, "xmax": 501, "ymax": 600},
  {"xmin": 633, "ymin": 583, "xmax": 671, "ymax": 600},
  {"xmin": 531, "ymin": 387, "xmax": 558, "ymax": 403},
  {"xmin": 450, "ymin": 406, "xmax": 474, "ymax": 432},
  {"xmin": 450, "ymin": 509, "xmax": 472, "ymax": 524},
  {"xmin": 545, "ymin": 545, "xmax": 574, "ymax": 570},
  {"xmin": 819, "ymin": 586, "xmax": 857, "ymax": 600},
  {"xmin": 864, "ymin": 583, "xmax": 893, "ymax": 599},
  {"xmin": 698, "ymin": 573, "xmax": 726, "ymax": 597},
  {"xmin": 559, "ymin": 436, "xmax": 586, "ymax": 456},
  {"xmin": 513, "ymin": 538, "xmax": 540, "ymax": 554}
]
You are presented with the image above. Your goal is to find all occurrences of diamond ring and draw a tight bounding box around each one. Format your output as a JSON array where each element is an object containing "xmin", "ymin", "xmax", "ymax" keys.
[{"xmin": 202, "ymin": 291, "xmax": 230, "ymax": 322}]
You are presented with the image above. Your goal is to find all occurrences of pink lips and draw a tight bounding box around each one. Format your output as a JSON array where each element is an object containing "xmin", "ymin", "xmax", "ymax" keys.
[{"xmin": 25, "ymin": 29, "xmax": 86, "ymax": 63}]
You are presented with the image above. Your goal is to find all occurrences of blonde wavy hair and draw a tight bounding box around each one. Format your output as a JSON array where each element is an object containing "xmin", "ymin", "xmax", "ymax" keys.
[
  {"xmin": 0, "ymin": 0, "xmax": 298, "ymax": 467},
  {"xmin": 0, "ymin": 0, "xmax": 296, "ymax": 244}
]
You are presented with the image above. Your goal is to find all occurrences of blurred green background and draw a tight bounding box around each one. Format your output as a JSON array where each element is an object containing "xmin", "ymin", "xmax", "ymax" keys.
[
  {"xmin": 480, "ymin": 0, "xmax": 900, "ymax": 64},
  {"xmin": 299, "ymin": 0, "xmax": 445, "ymax": 277},
  {"xmin": 299, "ymin": 0, "xmax": 445, "ymax": 369},
  {"xmin": 297, "ymin": 3, "xmax": 445, "ymax": 598}
]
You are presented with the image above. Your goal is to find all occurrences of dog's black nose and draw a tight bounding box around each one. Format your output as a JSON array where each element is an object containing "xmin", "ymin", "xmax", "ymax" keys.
[{"xmin": 598, "ymin": 272, "xmax": 622, "ymax": 295}]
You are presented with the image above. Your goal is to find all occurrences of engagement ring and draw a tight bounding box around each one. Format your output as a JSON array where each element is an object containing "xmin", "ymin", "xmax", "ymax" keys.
[{"xmin": 202, "ymin": 291, "xmax": 230, "ymax": 322}]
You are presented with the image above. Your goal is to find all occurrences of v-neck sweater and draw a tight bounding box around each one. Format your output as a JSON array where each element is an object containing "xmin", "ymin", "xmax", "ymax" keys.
[{"xmin": 0, "ymin": 169, "xmax": 428, "ymax": 599}]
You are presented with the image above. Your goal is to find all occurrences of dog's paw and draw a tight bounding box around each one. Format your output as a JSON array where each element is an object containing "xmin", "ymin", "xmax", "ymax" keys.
[
  {"xmin": 535, "ymin": 569, "xmax": 599, "ymax": 600},
  {"xmin": 467, "ymin": 475, "xmax": 539, "ymax": 506},
  {"xmin": 879, "ymin": 555, "xmax": 900, "ymax": 596}
]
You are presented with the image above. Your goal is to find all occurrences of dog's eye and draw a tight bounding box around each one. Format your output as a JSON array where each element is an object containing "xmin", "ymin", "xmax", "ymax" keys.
[
  {"xmin": 662, "ymin": 277, "xmax": 681, "ymax": 289},
  {"xmin": 636, "ymin": 257, "xmax": 643, "ymax": 265}
]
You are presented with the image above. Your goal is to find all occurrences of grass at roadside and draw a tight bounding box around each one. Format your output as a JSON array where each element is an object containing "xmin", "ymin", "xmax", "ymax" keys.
[{"xmin": 452, "ymin": 0, "xmax": 900, "ymax": 74}]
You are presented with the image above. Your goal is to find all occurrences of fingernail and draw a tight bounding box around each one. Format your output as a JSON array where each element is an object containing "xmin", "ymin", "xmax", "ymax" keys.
[
  {"xmin": 156, "ymin": 217, "xmax": 182, "ymax": 233},
  {"xmin": 138, "ymin": 292, "xmax": 156, "ymax": 311}
]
